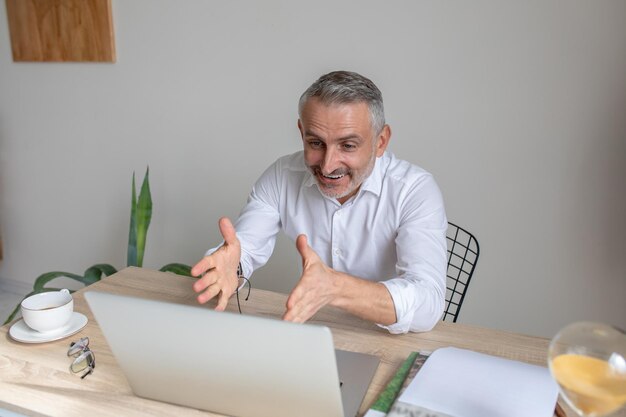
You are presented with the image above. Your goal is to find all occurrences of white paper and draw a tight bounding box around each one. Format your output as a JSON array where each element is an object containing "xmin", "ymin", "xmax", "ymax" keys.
[{"xmin": 396, "ymin": 347, "xmax": 559, "ymax": 417}]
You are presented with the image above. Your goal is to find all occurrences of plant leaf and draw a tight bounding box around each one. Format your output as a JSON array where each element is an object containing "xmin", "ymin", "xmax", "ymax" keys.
[
  {"xmin": 90, "ymin": 263, "xmax": 118, "ymax": 276},
  {"xmin": 33, "ymin": 271, "xmax": 84, "ymax": 292},
  {"xmin": 135, "ymin": 167, "xmax": 152, "ymax": 267},
  {"xmin": 159, "ymin": 263, "xmax": 192, "ymax": 277},
  {"xmin": 83, "ymin": 264, "xmax": 118, "ymax": 285},
  {"xmin": 3, "ymin": 303, "xmax": 21, "ymax": 326},
  {"xmin": 127, "ymin": 172, "xmax": 138, "ymax": 267}
]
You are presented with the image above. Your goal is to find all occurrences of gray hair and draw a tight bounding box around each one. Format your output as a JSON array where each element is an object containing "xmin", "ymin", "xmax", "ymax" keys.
[{"xmin": 298, "ymin": 71, "xmax": 385, "ymax": 135}]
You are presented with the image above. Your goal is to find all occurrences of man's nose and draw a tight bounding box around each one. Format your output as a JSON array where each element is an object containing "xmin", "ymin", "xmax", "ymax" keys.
[{"xmin": 321, "ymin": 148, "xmax": 339, "ymax": 174}]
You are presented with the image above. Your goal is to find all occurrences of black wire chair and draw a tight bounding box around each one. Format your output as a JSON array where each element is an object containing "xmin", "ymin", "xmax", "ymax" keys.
[{"xmin": 443, "ymin": 222, "xmax": 480, "ymax": 322}]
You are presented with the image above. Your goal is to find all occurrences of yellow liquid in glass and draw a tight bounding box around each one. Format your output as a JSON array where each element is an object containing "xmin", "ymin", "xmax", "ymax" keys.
[{"xmin": 552, "ymin": 354, "xmax": 626, "ymax": 416}]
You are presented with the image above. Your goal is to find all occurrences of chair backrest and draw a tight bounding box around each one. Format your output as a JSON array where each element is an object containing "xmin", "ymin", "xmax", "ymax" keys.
[{"xmin": 443, "ymin": 222, "xmax": 480, "ymax": 322}]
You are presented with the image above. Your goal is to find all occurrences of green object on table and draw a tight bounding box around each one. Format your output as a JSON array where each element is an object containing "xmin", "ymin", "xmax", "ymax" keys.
[{"xmin": 370, "ymin": 351, "xmax": 419, "ymax": 412}]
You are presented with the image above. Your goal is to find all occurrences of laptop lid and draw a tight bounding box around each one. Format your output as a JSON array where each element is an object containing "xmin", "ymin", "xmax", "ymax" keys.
[{"xmin": 85, "ymin": 291, "xmax": 378, "ymax": 417}]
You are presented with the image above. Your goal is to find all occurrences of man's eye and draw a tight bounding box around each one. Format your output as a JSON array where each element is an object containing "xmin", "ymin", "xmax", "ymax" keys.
[
  {"xmin": 342, "ymin": 143, "xmax": 357, "ymax": 151},
  {"xmin": 309, "ymin": 141, "xmax": 323, "ymax": 149}
]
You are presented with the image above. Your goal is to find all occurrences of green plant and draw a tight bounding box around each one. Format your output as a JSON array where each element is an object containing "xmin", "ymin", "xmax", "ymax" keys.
[{"xmin": 3, "ymin": 168, "xmax": 192, "ymax": 325}]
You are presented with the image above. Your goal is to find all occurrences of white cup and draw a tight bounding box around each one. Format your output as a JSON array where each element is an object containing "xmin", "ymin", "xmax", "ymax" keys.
[{"xmin": 21, "ymin": 289, "xmax": 74, "ymax": 333}]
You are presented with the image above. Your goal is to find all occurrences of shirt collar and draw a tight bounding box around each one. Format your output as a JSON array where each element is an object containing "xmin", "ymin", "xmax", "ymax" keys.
[{"xmin": 359, "ymin": 152, "xmax": 386, "ymax": 198}]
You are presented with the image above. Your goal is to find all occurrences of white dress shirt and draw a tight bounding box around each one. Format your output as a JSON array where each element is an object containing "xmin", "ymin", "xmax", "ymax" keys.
[{"xmin": 217, "ymin": 150, "xmax": 447, "ymax": 334}]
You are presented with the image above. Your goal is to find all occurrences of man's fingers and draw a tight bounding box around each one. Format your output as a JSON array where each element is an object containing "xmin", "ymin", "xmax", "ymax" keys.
[
  {"xmin": 191, "ymin": 256, "xmax": 214, "ymax": 277},
  {"xmin": 215, "ymin": 290, "xmax": 230, "ymax": 312},
  {"xmin": 284, "ymin": 285, "xmax": 319, "ymax": 323},
  {"xmin": 193, "ymin": 269, "xmax": 218, "ymax": 293},
  {"xmin": 283, "ymin": 307, "xmax": 307, "ymax": 323},
  {"xmin": 296, "ymin": 234, "xmax": 323, "ymax": 267},
  {"xmin": 296, "ymin": 234, "xmax": 312, "ymax": 261},
  {"xmin": 286, "ymin": 237, "xmax": 334, "ymax": 324},
  {"xmin": 191, "ymin": 220, "xmax": 240, "ymax": 310},
  {"xmin": 197, "ymin": 283, "xmax": 221, "ymax": 304},
  {"xmin": 283, "ymin": 301, "xmax": 315, "ymax": 323},
  {"xmin": 284, "ymin": 288, "xmax": 299, "ymax": 320},
  {"xmin": 219, "ymin": 217, "xmax": 238, "ymax": 246},
  {"xmin": 285, "ymin": 288, "xmax": 300, "ymax": 311}
]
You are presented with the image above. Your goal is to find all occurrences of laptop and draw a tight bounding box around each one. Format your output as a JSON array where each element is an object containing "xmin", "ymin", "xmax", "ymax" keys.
[{"xmin": 84, "ymin": 291, "xmax": 380, "ymax": 417}]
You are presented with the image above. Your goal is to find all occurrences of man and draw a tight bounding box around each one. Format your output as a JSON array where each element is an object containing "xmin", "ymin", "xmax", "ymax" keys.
[{"xmin": 191, "ymin": 71, "xmax": 447, "ymax": 334}]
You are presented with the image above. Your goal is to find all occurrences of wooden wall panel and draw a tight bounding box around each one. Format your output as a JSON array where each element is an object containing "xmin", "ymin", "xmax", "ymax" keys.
[{"xmin": 5, "ymin": 0, "xmax": 116, "ymax": 62}]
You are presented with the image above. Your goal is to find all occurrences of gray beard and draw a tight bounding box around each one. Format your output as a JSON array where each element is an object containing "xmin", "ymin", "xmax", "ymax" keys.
[{"xmin": 315, "ymin": 152, "xmax": 377, "ymax": 200}]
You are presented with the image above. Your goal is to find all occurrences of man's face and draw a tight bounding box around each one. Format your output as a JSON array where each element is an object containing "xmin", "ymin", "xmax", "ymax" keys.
[{"xmin": 298, "ymin": 97, "xmax": 390, "ymax": 204}]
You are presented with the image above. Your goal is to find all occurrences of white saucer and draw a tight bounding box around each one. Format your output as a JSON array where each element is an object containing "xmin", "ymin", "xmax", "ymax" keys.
[{"xmin": 9, "ymin": 312, "xmax": 88, "ymax": 344}]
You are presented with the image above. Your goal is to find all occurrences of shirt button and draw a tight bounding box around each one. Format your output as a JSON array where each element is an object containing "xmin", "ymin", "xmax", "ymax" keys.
[{"xmin": 334, "ymin": 248, "xmax": 342, "ymax": 256}]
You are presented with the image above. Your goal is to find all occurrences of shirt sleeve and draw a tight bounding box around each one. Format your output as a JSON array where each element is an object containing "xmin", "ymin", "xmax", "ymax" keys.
[
  {"xmin": 205, "ymin": 161, "xmax": 283, "ymax": 279},
  {"xmin": 378, "ymin": 175, "xmax": 448, "ymax": 334}
]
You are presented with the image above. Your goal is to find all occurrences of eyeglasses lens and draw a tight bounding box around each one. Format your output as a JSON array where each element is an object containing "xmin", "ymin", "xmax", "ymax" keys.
[{"xmin": 70, "ymin": 350, "xmax": 94, "ymax": 373}]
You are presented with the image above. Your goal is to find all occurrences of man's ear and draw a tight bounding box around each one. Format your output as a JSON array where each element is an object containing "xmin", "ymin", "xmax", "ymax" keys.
[
  {"xmin": 375, "ymin": 124, "xmax": 392, "ymax": 157},
  {"xmin": 297, "ymin": 119, "xmax": 304, "ymax": 138}
]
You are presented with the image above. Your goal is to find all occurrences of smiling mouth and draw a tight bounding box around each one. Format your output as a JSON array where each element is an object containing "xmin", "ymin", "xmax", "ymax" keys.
[
  {"xmin": 314, "ymin": 168, "xmax": 349, "ymax": 184},
  {"xmin": 322, "ymin": 173, "xmax": 345, "ymax": 180}
]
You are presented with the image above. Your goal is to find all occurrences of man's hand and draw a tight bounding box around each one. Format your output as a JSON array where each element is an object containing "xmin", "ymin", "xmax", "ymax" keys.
[
  {"xmin": 191, "ymin": 217, "xmax": 241, "ymax": 311},
  {"xmin": 283, "ymin": 234, "xmax": 341, "ymax": 323}
]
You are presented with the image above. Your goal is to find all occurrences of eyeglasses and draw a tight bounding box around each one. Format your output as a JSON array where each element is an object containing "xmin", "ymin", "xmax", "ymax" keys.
[
  {"xmin": 236, "ymin": 276, "xmax": 251, "ymax": 314},
  {"xmin": 67, "ymin": 337, "xmax": 96, "ymax": 379}
]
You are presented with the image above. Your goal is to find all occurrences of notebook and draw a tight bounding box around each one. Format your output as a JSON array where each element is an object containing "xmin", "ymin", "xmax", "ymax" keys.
[
  {"xmin": 390, "ymin": 347, "xmax": 559, "ymax": 417},
  {"xmin": 84, "ymin": 291, "xmax": 380, "ymax": 417}
]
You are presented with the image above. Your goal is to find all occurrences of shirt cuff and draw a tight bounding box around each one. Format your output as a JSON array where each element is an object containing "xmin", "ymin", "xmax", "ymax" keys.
[
  {"xmin": 377, "ymin": 277, "xmax": 443, "ymax": 334},
  {"xmin": 377, "ymin": 279, "xmax": 415, "ymax": 334}
]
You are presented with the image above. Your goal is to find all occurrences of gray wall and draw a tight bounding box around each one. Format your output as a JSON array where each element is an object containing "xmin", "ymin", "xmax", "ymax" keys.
[{"xmin": 1, "ymin": 1, "xmax": 624, "ymax": 338}]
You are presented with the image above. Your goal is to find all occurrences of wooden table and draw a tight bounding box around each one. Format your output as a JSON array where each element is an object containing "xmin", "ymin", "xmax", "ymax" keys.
[{"xmin": 0, "ymin": 267, "xmax": 598, "ymax": 417}]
